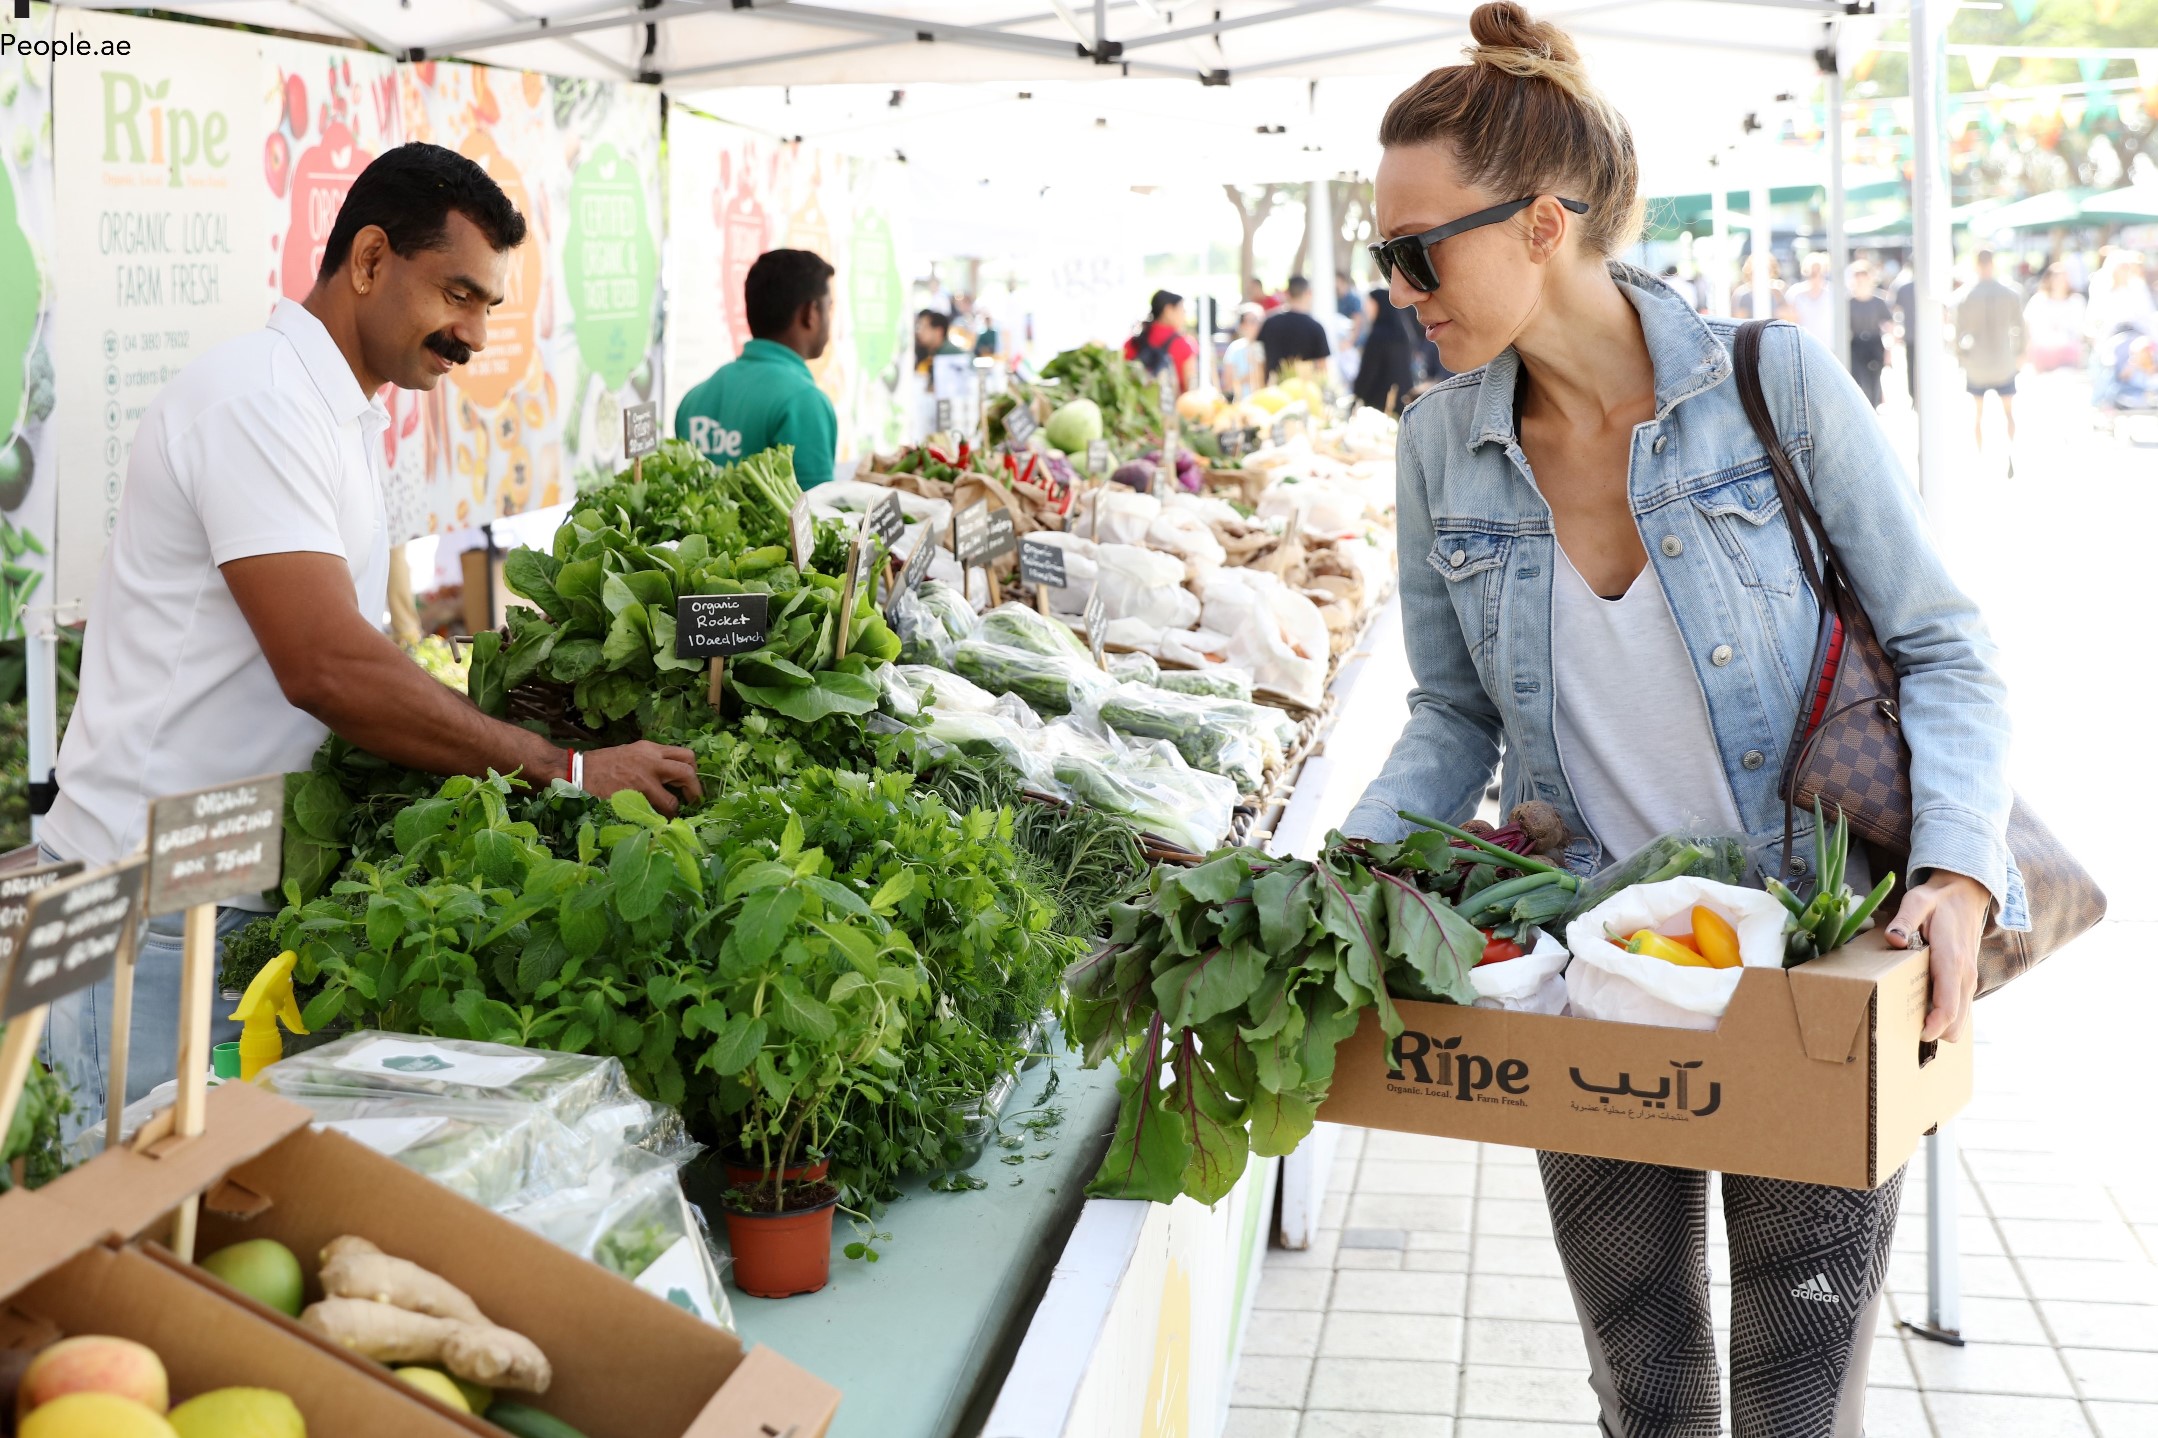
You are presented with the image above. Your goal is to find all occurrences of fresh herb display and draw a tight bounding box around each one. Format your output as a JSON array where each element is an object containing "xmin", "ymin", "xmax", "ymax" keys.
[
  {"xmin": 997, "ymin": 345, "xmax": 1161, "ymax": 449},
  {"xmin": 1767, "ymin": 802, "xmax": 1897, "ymax": 967},
  {"xmin": 1070, "ymin": 831, "xmax": 1497, "ymax": 1205},
  {"xmin": 0, "ymin": 1037, "xmax": 72, "ymax": 1192}
]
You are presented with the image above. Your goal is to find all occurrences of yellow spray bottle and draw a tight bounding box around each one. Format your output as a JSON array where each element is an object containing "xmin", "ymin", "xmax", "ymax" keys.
[{"xmin": 228, "ymin": 950, "xmax": 310, "ymax": 1080}]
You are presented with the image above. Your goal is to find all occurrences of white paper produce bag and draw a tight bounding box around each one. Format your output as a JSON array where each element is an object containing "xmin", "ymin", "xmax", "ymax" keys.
[
  {"xmin": 1197, "ymin": 568, "xmax": 1329, "ymax": 709},
  {"xmin": 1563, "ymin": 877, "xmax": 1787, "ymax": 1030},
  {"xmin": 1468, "ymin": 928, "xmax": 1571, "ymax": 1015},
  {"xmin": 1096, "ymin": 543, "xmax": 1200, "ymax": 629},
  {"xmin": 1077, "ymin": 488, "xmax": 1160, "ymax": 547},
  {"xmin": 1145, "ymin": 508, "xmax": 1228, "ymax": 577}
]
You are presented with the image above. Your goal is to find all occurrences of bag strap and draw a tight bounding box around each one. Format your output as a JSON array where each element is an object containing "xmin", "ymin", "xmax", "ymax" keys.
[{"xmin": 1731, "ymin": 321, "xmax": 1843, "ymax": 611}]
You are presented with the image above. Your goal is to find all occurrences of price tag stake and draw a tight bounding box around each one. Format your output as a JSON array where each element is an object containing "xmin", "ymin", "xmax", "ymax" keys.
[
  {"xmin": 1085, "ymin": 586, "xmax": 1109, "ymax": 672},
  {"xmin": 144, "ymin": 775, "xmax": 285, "ymax": 1260},
  {"xmin": 622, "ymin": 401, "xmax": 659, "ymax": 484},
  {"xmin": 674, "ymin": 593, "xmax": 772, "ymax": 713}
]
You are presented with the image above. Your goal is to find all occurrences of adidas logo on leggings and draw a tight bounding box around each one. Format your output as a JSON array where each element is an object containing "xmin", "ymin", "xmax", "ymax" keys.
[{"xmin": 1791, "ymin": 1273, "xmax": 1841, "ymax": 1304}]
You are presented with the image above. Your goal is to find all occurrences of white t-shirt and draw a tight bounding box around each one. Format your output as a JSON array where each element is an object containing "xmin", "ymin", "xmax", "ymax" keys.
[
  {"xmin": 45, "ymin": 301, "xmax": 390, "ymax": 886},
  {"xmin": 1788, "ymin": 283, "xmax": 1837, "ymax": 348},
  {"xmin": 1551, "ymin": 547, "xmax": 1745, "ymax": 864}
]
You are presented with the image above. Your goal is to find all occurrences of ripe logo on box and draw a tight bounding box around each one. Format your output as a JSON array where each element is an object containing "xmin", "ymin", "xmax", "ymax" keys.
[
  {"xmin": 1387, "ymin": 1030, "xmax": 1530, "ymax": 1105},
  {"xmin": 1568, "ymin": 1060, "xmax": 1724, "ymax": 1118}
]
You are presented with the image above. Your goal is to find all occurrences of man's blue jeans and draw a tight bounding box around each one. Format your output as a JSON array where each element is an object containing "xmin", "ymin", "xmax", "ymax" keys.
[{"xmin": 35, "ymin": 845, "xmax": 251, "ymax": 1142}]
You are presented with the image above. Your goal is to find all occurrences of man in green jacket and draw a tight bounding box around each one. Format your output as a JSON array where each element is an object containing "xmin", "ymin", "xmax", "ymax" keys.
[{"xmin": 674, "ymin": 249, "xmax": 839, "ymax": 486}]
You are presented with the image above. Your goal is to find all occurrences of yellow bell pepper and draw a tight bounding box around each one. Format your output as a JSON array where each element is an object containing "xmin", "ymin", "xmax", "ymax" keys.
[
  {"xmin": 1626, "ymin": 929, "xmax": 1714, "ymax": 968},
  {"xmin": 1691, "ymin": 906, "xmax": 1743, "ymax": 970}
]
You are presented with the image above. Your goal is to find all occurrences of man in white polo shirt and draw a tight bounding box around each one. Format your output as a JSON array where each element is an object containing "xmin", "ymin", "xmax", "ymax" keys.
[{"xmin": 41, "ymin": 143, "xmax": 700, "ymax": 1126}]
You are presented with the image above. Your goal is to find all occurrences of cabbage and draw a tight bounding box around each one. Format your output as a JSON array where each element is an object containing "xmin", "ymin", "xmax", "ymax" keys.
[{"xmin": 1044, "ymin": 398, "xmax": 1105, "ymax": 453}]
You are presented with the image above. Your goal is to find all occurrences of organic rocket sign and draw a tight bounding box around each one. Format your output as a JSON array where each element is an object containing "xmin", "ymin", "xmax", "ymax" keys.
[{"xmin": 565, "ymin": 143, "xmax": 656, "ymax": 389}]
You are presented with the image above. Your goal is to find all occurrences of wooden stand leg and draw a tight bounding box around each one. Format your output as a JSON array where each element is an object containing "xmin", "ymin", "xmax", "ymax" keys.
[
  {"xmin": 0, "ymin": 1008, "xmax": 50, "ymax": 1158},
  {"xmin": 168, "ymin": 903, "xmax": 217, "ymax": 1262},
  {"xmin": 103, "ymin": 919, "xmax": 139, "ymax": 1150},
  {"xmin": 708, "ymin": 657, "xmax": 725, "ymax": 712}
]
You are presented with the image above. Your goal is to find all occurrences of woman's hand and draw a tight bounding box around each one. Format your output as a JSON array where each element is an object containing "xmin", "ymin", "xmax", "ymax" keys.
[{"xmin": 1884, "ymin": 870, "xmax": 1993, "ymax": 1043}]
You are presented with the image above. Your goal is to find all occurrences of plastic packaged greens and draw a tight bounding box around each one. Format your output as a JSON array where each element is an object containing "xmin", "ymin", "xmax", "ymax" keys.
[
  {"xmin": 924, "ymin": 708, "xmax": 1062, "ymax": 793},
  {"xmin": 952, "ymin": 638, "xmax": 1117, "ymax": 716},
  {"xmin": 1109, "ymin": 651, "xmax": 1162, "ymax": 686},
  {"xmin": 895, "ymin": 664, "xmax": 1004, "ymax": 716},
  {"xmin": 1559, "ymin": 831, "xmax": 1751, "ymax": 926},
  {"xmin": 916, "ymin": 579, "xmax": 979, "ymax": 645},
  {"xmin": 253, "ymin": 1033, "xmax": 731, "ymax": 1329},
  {"xmin": 976, "ymin": 601, "xmax": 1090, "ymax": 659},
  {"xmin": 1037, "ymin": 722, "xmax": 1237, "ymax": 854},
  {"xmin": 1090, "ymin": 684, "xmax": 1270, "ymax": 793},
  {"xmin": 1153, "ymin": 666, "xmax": 1255, "ymax": 702},
  {"xmin": 888, "ymin": 585, "xmax": 954, "ymax": 666}
]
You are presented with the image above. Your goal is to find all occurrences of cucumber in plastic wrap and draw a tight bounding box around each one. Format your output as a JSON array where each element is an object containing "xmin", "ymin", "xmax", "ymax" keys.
[{"xmin": 1559, "ymin": 831, "xmax": 1750, "ymax": 926}]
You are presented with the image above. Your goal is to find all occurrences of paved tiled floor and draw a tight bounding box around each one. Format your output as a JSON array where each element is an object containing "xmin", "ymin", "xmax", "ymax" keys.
[{"xmin": 1224, "ymin": 919, "xmax": 2158, "ymax": 1436}]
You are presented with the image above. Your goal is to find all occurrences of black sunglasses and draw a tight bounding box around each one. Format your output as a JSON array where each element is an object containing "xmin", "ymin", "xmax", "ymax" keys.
[{"xmin": 1369, "ymin": 196, "xmax": 1591, "ymax": 294}]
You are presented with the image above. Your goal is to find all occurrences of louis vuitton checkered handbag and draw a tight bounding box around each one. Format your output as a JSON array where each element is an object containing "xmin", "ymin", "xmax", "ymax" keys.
[{"xmin": 1733, "ymin": 322, "xmax": 2103, "ymax": 997}]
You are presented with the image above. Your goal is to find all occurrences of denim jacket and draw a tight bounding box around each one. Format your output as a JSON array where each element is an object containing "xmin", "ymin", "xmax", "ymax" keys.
[{"xmin": 1344, "ymin": 264, "xmax": 2028, "ymax": 929}]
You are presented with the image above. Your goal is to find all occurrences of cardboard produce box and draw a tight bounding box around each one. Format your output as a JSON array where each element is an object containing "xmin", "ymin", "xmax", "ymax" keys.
[
  {"xmin": 37, "ymin": 1080, "xmax": 840, "ymax": 1438},
  {"xmin": 0, "ymin": 1189, "xmax": 477, "ymax": 1438},
  {"xmin": 1315, "ymin": 932, "xmax": 1970, "ymax": 1188}
]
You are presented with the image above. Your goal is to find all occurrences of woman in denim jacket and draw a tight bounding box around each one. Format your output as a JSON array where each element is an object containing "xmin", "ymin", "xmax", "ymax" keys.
[{"xmin": 1345, "ymin": 5, "xmax": 2019, "ymax": 1434}]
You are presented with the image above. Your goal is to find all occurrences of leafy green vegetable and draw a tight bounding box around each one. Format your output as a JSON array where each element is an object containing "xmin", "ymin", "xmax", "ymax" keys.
[{"xmin": 1070, "ymin": 832, "xmax": 1488, "ymax": 1205}]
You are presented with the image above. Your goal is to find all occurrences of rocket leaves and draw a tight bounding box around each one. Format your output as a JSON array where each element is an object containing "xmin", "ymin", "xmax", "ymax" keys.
[{"xmin": 1073, "ymin": 833, "xmax": 1487, "ymax": 1206}]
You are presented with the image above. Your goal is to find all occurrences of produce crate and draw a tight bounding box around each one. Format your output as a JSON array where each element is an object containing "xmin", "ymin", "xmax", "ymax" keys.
[
  {"xmin": 33, "ymin": 1081, "xmax": 841, "ymax": 1438},
  {"xmin": 0, "ymin": 1190, "xmax": 476, "ymax": 1438},
  {"xmin": 1314, "ymin": 931, "xmax": 1972, "ymax": 1189}
]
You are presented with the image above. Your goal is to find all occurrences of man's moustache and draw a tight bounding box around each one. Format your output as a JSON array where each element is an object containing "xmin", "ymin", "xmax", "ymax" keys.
[{"xmin": 425, "ymin": 333, "xmax": 474, "ymax": 365}]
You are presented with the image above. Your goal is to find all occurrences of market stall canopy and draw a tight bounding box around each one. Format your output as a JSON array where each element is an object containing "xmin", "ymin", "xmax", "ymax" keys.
[
  {"xmin": 2077, "ymin": 184, "xmax": 2158, "ymax": 227},
  {"xmin": 69, "ymin": 0, "xmax": 1832, "ymax": 184},
  {"xmin": 1975, "ymin": 188, "xmax": 2098, "ymax": 233}
]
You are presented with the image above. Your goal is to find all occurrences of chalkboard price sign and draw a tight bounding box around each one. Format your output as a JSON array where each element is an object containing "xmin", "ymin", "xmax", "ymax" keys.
[
  {"xmin": 953, "ymin": 501, "xmax": 992, "ymax": 565},
  {"xmin": 146, "ymin": 775, "xmax": 284, "ymax": 915},
  {"xmin": 622, "ymin": 401, "xmax": 660, "ymax": 461},
  {"xmin": 1018, "ymin": 537, "xmax": 1067, "ymax": 590},
  {"xmin": 979, "ymin": 509, "xmax": 1017, "ymax": 564},
  {"xmin": 1084, "ymin": 588, "xmax": 1109, "ymax": 671},
  {"xmin": 935, "ymin": 398, "xmax": 954, "ymax": 432},
  {"xmin": 1270, "ymin": 413, "xmax": 1290, "ymax": 447},
  {"xmin": 1158, "ymin": 368, "xmax": 1177, "ymax": 415},
  {"xmin": 789, "ymin": 498, "xmax": 816, "ymax": 571},
  {"xmin": 1003, "ymin": 403, "xmax": 1038, "ymax": 452},
  {"xmin": 674, "ymin": 593, "xmax": 772, "ymax": 658},
  {"xmin": 865, "ymin": 494, "xmax": 906, "ymax": 556},
  {"xmin": 3, "ymin": 859, "xmax": 146, "ymax": 1021},
  {"xmin": 894, "ymin": 525, "xmax": 938, "ymax": 599},
  {"xmin": 1223, "ymin": 427, "xmax": 1248, "ymax": 460},
  {"xmin": 0, "ymin": 861, "xmax": 82, "ymax": 976},
  {"xmin": 1086, "ymin": 438, "xmax": 1111, "ymax": 476}
]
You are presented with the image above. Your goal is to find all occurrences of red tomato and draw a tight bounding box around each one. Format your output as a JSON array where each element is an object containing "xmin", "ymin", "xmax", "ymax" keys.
[{"xmin": 1477, "ymin": 930, "xmax": 1525, "ymax": 967}]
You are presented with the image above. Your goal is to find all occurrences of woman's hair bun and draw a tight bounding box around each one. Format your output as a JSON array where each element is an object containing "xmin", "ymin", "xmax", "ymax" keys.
[{"xmin": 1466, "ymin": 1, "xmax": 1586, "ymax": 91}]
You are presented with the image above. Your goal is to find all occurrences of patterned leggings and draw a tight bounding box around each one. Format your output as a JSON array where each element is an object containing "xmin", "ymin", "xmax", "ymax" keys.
[{"xmin": 1537, "ymin": 1152, "xmax": 1906, "ymax": 1438}]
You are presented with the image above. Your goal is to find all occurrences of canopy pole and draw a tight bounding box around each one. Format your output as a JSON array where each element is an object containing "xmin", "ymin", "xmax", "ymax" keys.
[
  {"xmin": 1710, "ymin": 174, "xmax": 1732, "ymax": 317},
  {"xmin": 25, "ymin": 603, "xmax": 54, "ymax": 845},
  {"xmin": 1750, "ymin": 174, "xmax": 1773, "ymax": 319},
  {"xmin": 1908, "ymin": 0, "xmax": 1952, "ymax": 501},
  {"xmin": 1825, "ymin": 25, "xmax": 1850, "ymax": 363}
]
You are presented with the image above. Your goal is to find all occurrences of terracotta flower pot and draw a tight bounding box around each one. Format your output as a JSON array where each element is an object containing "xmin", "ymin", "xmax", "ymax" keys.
[{"xmin": 722, "ymin": 1191, "xmax": 839, "ymax": 1299}]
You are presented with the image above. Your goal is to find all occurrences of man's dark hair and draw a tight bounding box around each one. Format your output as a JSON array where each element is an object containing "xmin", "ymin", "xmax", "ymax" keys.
[
  {"xmin": 1148, "ymin": 289, "xmax": 1183, "ymax": 320},
  {"xmin": 746, "ymin": 248, "xmax": 836, "ymax": 338},
  {"xmin": 318, "ymin": 143, "xmax": 527, "ymax": 282},
  {"xmin": 1285, "ymin": 275, "xmax": 1312, "ymax": 299},
  {"xmin": 916, "ymin": 308, "xmax": 951, "ymax": 333}
]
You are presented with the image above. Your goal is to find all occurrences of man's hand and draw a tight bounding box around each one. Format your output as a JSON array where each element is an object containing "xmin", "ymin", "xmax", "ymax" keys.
[
  {"xmin": 1883, "ymin": 869, "xmax": 1993, "ymax": 1044},
  {"xmin": 582, "ymin": 742, "xmax": 703, "ymax": 817}
]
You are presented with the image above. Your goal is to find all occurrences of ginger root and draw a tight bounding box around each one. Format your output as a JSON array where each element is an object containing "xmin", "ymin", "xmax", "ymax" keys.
[
  {"xmin": 302, "ymin": 1297, "xmax": 552, "ymax": 1393},
  {"xmin": 319, "ymin": 1238, "xmax": 487, "ymax": 1324},
  {"xmin": 302, "ymin": 1237, "xmax": 552, "ymax": 1394}
]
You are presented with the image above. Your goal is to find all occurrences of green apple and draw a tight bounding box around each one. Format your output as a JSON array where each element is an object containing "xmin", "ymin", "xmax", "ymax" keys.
[{"xmin": 199, "ymin": 1238, "xmax": 305, "ymax": 1317}]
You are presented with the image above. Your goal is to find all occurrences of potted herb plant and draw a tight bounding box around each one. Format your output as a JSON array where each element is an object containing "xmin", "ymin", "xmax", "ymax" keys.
[{"xmin": 682, "ymin": 820, "xmax": 919, "ymax": 1298}]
